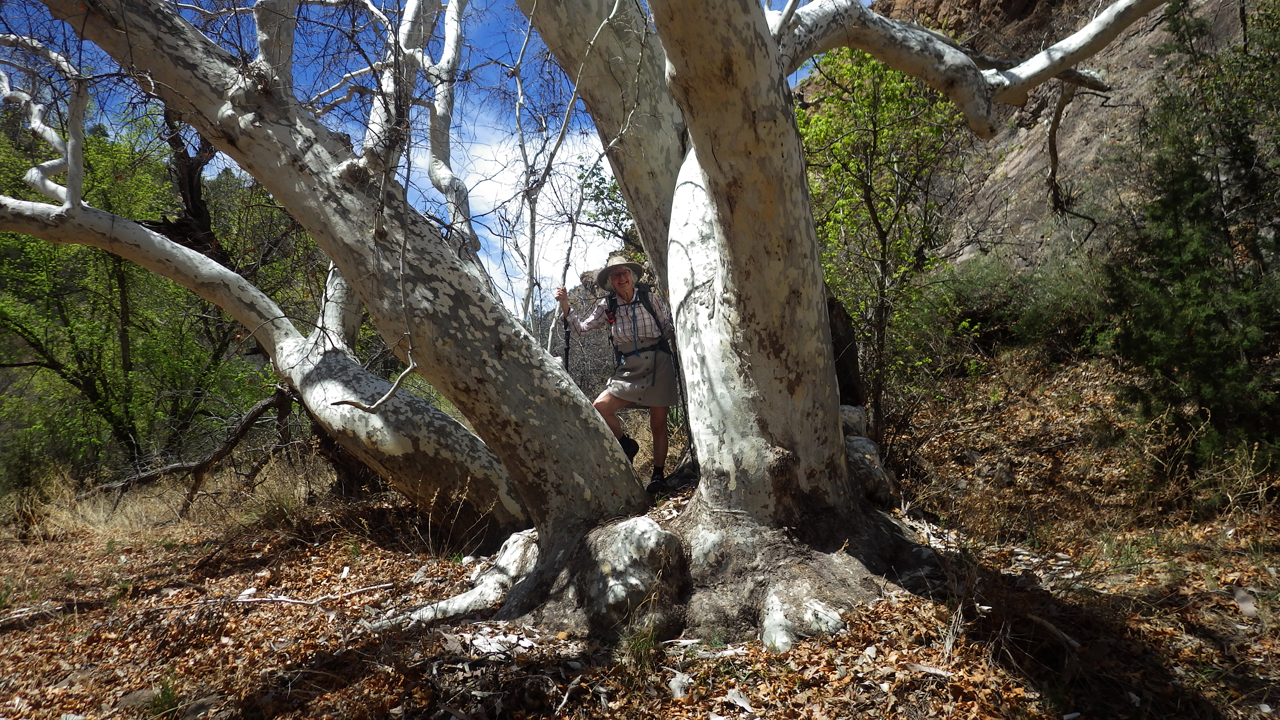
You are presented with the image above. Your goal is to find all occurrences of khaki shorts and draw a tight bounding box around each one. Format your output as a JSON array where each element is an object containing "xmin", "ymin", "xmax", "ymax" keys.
[{"xmin": 605, "ymin": 348, "xmax": 678, "ymax": 407}]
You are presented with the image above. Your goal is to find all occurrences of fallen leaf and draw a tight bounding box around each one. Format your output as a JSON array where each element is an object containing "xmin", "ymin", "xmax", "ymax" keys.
[{"xmin": 1233, "ymin": 587, "xmax": 1258, "ymax": 618}]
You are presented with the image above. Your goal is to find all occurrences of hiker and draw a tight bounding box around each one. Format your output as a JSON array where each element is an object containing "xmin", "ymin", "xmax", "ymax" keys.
[{"xmin": 555, "ymin": 254, "xmax": 678, "ymax": 494}]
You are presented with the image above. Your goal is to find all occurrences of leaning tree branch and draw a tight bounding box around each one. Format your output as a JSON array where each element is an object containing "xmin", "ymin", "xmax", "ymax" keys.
[
  {"xmin": 779, "ymin": 0, "xmax": 1164, "ymax": 137},
  {"xmin": 79, "ymin": 387, "xmax": 286, "ymax": 502},
  {"xmin": 0, "ymin": 199, "xmax": 302, "ymax": 359},
  {"xmin": 987, "ymin": 0, "xmax": 1165, "ymax": 105},
  {"xmin": 425, "ymin": 0, "xmax": 489, "ymax": 276}
]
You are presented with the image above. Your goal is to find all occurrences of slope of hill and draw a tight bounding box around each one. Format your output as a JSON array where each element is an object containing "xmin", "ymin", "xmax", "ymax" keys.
[{"xmin": 875, "ymin": 0, "xmax": 1243, "ymax": 265}]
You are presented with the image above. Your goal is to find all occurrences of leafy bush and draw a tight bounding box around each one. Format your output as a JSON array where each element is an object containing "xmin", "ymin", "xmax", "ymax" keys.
[
  {"xmin": 941, "ymin": 250, "xmax": 1111, "ymax": 358},
  {"xmin": 797, "ymin": 48, "xmax": 967, "ymax": 440}
]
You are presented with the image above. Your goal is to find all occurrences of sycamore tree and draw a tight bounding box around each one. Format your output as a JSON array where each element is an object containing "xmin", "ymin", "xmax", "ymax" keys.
[{"xmin": 0, "ymin": 0, "xmax": 1163, "ymax": 645}]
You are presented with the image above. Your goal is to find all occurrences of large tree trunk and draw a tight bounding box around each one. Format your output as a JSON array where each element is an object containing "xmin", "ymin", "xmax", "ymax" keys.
[
  {"xmin": 5, "ymin": 0, "xmax": 1166, "ymax": 646},
  {"xmin": 651, "ymin": 0, "xmax": 876, "ymax": 643},
  {"xmin": 38, "ymin": 0, "xmax": 648, "ymax": 557}
]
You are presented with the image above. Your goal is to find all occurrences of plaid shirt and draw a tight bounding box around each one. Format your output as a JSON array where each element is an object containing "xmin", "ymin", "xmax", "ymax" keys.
[{"xmin": 565, "ymin": 290, "xmax": 673, "ymax": 348}]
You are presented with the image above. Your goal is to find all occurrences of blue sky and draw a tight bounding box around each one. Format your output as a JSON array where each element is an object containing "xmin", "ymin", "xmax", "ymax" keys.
[{"xmin": 2, "ymin": 0, "xmax": 810, "ymax": 327}]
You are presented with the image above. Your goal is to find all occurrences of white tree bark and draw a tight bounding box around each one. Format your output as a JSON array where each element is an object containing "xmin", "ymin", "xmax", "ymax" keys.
[
  {"xmin": 425, "ymin": 0, "xmax": 483, "ymax": 267},
  {"xmin": 0, "ymin": 198, "xmax": 529, "ymax": 538},
  {"xmin": 33, "ymin": 0, "xmax": 649, "ymax": 553},
  {"xmin": 4, "ymin": 0, "xmax": 1164, "ymax": 633},
  {"xmin": 653, "ymin": 0, "xmax": 855, "ymax": 526},
  {"xmin": 528, "ymin": 0, "xmax": 1163, "ymax": 521}
]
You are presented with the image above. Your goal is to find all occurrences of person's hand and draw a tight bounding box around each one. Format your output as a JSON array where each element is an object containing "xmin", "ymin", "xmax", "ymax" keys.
[{"xmin": 554, "ymin": 286, "xmax": 569, "ymax": 313}]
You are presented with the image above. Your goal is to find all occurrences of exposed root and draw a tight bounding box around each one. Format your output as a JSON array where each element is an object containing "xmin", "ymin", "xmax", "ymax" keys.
[
  {"xmin": 371, "ymin": 518, "xmax": 687, "ymax": 641},
  {"xmin": 370, "ymin": 529, "xmax": 539, "ymax": 631},
  {"xmin": 370, "ymin": 412, "xmax": 941, "ymax": 651},
  {"xmin": 518, "ymin": 517, "xmax": 687, "ymax": 639}
]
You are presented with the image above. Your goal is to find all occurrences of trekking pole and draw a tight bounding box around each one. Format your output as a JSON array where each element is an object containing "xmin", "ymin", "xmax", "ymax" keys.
[{"xmin": 561, "ymin": 316, "xmax": 571, "ymax": 370}]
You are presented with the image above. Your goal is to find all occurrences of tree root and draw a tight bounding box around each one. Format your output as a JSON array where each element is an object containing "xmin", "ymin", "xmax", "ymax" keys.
[
  {"xmin": 373, "ymin": 492, "xmax": 939, "ymax": 651},
  {"xmin": 370, "ymin": 529, "xmax": 539, "ymax": 631}
]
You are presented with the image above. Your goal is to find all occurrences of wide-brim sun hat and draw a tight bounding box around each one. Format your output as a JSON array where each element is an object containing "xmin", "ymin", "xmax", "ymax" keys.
[{"xmin": 595, "ymin": 253, "xmax": 645, "ymax": 291}]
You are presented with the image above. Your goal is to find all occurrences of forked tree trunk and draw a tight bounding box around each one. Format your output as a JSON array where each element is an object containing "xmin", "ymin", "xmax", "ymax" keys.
[
  {"xmin": 4, "ymin": 0, "xmax": 1167, "ymax": 644},
  {"xmin": 37, "ymin": 0, "xmax": 648, "ymax": 557}
]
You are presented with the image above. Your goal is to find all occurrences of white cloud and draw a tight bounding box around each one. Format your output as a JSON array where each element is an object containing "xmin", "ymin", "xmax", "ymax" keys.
[{"xmin": 408, "ymin": 104, "xmax": 623, "ymax": 318}]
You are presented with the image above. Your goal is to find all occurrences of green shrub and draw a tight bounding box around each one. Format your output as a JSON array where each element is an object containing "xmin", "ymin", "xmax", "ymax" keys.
[{"xmin": 1100, "ymin": 0, "xmax": 1280, "ymax": 466}]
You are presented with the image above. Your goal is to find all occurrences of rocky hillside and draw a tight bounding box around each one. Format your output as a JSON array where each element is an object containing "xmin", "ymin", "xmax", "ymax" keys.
[{"xmin": 873, "ymin": 0, "xmax": 1244, "ymax": 264}]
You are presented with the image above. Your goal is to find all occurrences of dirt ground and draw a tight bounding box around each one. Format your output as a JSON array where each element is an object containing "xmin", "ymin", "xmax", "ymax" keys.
[{"xmin": 2, "ymin": 353, "xmax": 1276, "ymax": 719}]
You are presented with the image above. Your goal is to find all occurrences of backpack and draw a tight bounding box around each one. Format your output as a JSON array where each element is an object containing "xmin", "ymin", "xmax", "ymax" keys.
[{"xmin": 604, "ymin": 284, "xmax": 671, "ymax": 363}]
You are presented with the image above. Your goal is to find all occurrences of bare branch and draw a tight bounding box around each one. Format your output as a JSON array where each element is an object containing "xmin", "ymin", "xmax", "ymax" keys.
[
  {"xmin": 779, "ymin": 0, "xmax": 1163, "ymax": 136},
  {"xmin": 331, "ymin": 359, "xmax": 419, "ymax": 413},
  {"xmin": 64, "ymin": 77, "xmax": 88, "ymax": 209},
  {"xmin": 360, "ymin": 0, "xmax": 437, "ymax": 171},
  {"xmin": 149, "ymin": 583, "xmax": 395, "ymax": 613},
  {"xmin": 79, "ymin": 389, "xmax": 287, "ymax": 501},
  {"xmin": 426, "ymin": 0, "xmax": 485, "ymax": 266},
  {"xmin": 253, "ymin": 0, "xmax": 301, "ymax": 97},
  {"xmin": 988, "ymin": 0, "xmax": 1165, "ymax": 105},
  {"xmin": 516, "ymin": 0, "xmax": 624, "ymax": 322},
  {"xmin": 769, "ymin": 0, "xmax": 803, "ymax": 42},
  {"xmin": 0, "ymin": 34, "xmax": 79, "ymax": 77},
  {"xmin": 309, "ymin": 65, "xmax": 380, "ymax": 111},
  {"xmin": 0, "ymin": 37, "xmax": 89, "ymax": 205},
  {"xmin": 518, "ymin": 0, "xmax": 686, "ymax": 274},
  {"xmin": 172, "ymin": 3, "xmax": 254, "ymax": 19}
]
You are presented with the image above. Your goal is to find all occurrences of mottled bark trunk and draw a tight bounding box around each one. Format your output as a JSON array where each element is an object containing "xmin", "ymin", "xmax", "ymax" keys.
[
  {"xmin": 39, "ymin": 0, "xmax": 648, "ymax": 552},
  {"xmin": 656, "ymin": 0, "xmax": 856, "ymax": 531}
]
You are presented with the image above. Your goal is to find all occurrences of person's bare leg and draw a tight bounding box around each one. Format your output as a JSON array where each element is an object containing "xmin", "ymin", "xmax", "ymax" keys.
[
  {"xmin": 593, "ymin": 391, "xmax": 632, "ymax": 438},
  {"xmin": 649, "ymin": 406, "xmax": 669, "ymax": 468}
]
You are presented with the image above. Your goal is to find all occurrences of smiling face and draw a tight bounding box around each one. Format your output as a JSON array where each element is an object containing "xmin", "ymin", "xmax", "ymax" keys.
[{"xmin": 609, "ymin": 268, "xmax": 634, "ymax": 299}]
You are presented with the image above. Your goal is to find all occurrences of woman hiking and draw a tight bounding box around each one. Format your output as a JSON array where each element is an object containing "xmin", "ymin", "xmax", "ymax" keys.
[{"xmin": 554, "ymin": 254, "xmax": 679, "ymax": 494}]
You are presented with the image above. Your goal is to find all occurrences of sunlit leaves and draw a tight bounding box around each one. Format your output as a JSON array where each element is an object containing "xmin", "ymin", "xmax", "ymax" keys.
[{"xmin": 796, "ymin": 49, "xmax": 965, "ymax": 438}]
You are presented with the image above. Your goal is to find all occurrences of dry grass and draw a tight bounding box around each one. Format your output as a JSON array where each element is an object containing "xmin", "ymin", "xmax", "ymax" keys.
[
  {"xmin": 617, "ymin": 407, "xmax": 689, "ymax": 476},
  {"xmin": 0, "ymin": 448, "xmax": 339, "ymax": 547}
]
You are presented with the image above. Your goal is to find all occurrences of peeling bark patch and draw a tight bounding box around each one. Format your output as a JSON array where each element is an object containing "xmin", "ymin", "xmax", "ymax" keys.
[{"xmin": 719, "ymin": 55, "xmax": 737, "ymax": 86}]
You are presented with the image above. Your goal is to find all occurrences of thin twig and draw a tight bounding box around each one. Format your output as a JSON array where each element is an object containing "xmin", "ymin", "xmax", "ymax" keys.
[
  {"xmin": 147, "ymin": 583, "xmax": 393, "ymax": 613},
  {"xmin": 1027, "ymin": 613, "xmax": 1082, "ymax": 650},
  {"xmin": 556, "ymin": 674, "xmax": 584, "ymax": 714}
]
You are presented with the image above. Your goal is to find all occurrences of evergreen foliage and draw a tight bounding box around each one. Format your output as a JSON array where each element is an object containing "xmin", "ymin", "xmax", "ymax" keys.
[{"xmin": 1104, "ymin": 0, "xmax": 1280, "ymax": 463}]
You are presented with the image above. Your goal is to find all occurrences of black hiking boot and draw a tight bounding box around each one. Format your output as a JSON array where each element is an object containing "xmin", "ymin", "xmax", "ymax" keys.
[
  {"xmin": 645, "ymin": 466, "xmax": 671, "ymax": 494},
  {"xmin": 618, "ymin": 435, "xmax": 640, "ymax": 461}
]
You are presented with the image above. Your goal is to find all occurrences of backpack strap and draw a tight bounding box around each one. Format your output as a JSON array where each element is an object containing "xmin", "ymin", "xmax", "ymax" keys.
[
  {"xmin": 606, "ymin": 292, "xmax": 619, "ymax": 324},
  {"xmin": 606, "ymin": 285, "xmax": 671, "ymax": 364}
]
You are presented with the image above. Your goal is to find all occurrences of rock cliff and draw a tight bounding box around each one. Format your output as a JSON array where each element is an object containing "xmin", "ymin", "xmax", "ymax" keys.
[{"xmin": 871, "ymin": 0, "xmax": 1244, "ymax": 264}]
